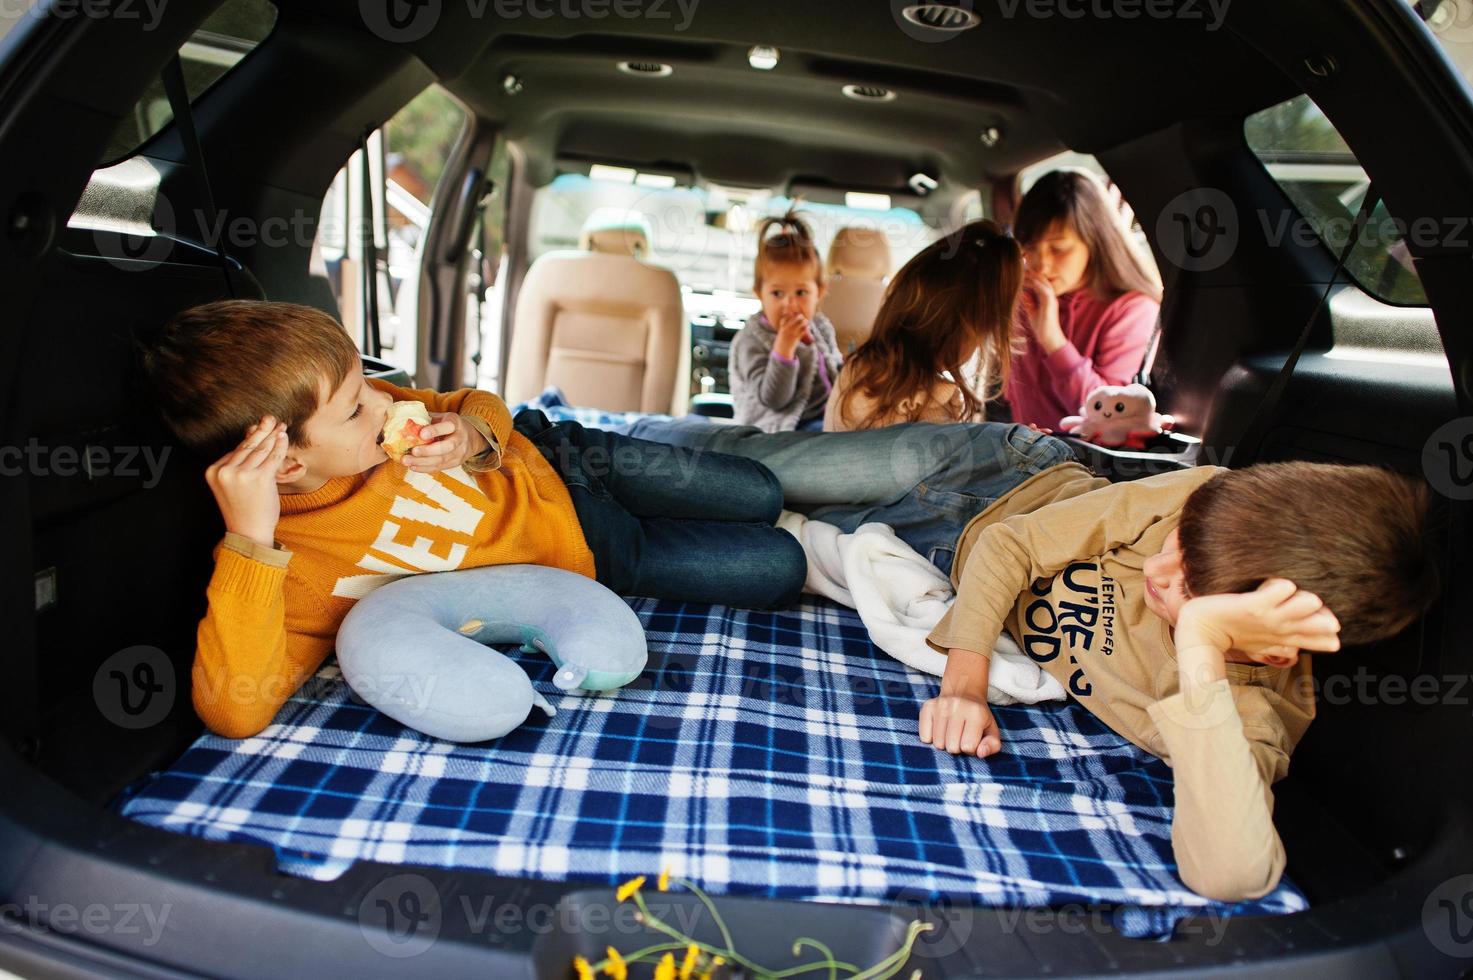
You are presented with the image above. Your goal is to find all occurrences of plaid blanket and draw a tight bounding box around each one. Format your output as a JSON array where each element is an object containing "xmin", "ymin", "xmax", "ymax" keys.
[
  {"xmin": 115, "ymin": 389, "xmax": 1307, "ymax": 939},
  {"xmin": 115, "ymin": 593, "xmax": 1307, "ymax": 939}
]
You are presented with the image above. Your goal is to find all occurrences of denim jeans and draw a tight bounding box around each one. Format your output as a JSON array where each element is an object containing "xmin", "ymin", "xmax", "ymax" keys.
[
  {"xmin": 626, "ymin": 415, "xmax": 1079, "ymax": 575},
  {"xmin": 512, "ymin": 409, "xmax": 807, "ymax": 609}
]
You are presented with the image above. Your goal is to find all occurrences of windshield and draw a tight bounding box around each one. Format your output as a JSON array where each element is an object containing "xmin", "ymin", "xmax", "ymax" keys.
[{"xmin": 528, "ymin": 171, "xmax": 937, "ymax": 303}]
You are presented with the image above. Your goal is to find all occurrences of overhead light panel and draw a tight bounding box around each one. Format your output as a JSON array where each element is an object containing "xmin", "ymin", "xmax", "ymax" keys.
[
  {"xmin": 635, "ymin": 173, "xmax": 677, "ymax": 188},
  {"xmin": 590, "ymin": 165, "xmax": 637, "ymax": 184},
  {"xmin": 846, "ymin": 192, "xmax": 892, "ymax": 211},
  {"xmin": 748, "ymin": 45, "xmax": 780, "ymax": 70}
]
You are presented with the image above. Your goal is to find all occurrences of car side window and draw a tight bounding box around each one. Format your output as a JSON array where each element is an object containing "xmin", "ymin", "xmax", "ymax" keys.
[
  {"xmin": 314, "ymin": 86, "xmax": 469, "ymax": 373},
  {"xmin": 1246, "ymin": 95, "xmax": 1427, "ymax": 307},
  {"xmin": 98, "ymin": 0, "xmax": 277, "ymax": 166}
]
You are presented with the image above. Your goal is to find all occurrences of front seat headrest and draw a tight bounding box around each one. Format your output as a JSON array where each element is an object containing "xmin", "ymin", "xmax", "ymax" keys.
[
  {"xmin": 827, "ymin": 227, "xmax": 892, "ymax": 280},
  {"xmin": 579, "ymin": 208, "xmax": 654, "ymax": 258}
]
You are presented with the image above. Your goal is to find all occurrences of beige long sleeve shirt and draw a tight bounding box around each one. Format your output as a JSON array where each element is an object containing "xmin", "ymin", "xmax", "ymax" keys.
[{"xmin": 926, "ymin": 462, "xmax": 1317, "ymax": 901}]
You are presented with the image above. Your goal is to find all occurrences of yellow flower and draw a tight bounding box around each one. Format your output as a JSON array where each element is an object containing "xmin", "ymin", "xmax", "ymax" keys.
[
  {"xmin": 572, "ymin": 956, "xmax": 594, "ymax": 980},
  {"xmin": 698, "ymin": 954, "xmax": 725, "ymax": 980},
  {"xmin": 658, "ymin": 867, "xmax": 672, "ymax": 892},
  {"xmin": 653, "ymin": 952, "xmax": 676, "ymax": 980},
  {"xmin": 603, "ymin": 946, "xmax": 628, "ymax": 980},
  {"xmin": 615, "ymin": 876, "xmax": 646, "ymax": 903},
  {"xmin": 679, "ymin": 944, "xmax": 700, "ymax": 980}
]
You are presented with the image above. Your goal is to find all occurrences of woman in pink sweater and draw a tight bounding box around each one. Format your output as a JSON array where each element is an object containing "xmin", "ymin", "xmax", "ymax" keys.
[{"xmin": 1007, "ymin": 170, "xmax": 1163, "ymax": 430}]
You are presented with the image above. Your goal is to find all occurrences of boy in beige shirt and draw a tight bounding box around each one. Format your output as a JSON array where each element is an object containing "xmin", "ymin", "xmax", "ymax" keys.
[{"xmin": 921, "ymin": 460, "xmax": 1440, "ymax": 902}]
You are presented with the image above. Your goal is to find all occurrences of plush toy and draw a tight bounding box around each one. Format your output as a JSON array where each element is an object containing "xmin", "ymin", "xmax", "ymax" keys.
[
  {"xmin": 336, "ymin": 565, "xmax": 649, "ymax": 742},
  {"xmin": 1058, "ymin": 383, "xmax": 1174, "ymax": 450}
]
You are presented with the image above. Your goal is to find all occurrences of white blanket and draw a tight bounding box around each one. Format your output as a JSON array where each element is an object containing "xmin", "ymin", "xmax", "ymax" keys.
[{"xmin": 777, "ymin": 511, "xmax": 1066, "ymax": 706}]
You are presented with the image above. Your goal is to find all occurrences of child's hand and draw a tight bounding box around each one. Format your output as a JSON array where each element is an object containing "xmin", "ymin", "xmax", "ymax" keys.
[
  {"xmin": 772, "ymin": 311, "xmax": 813, "ymax": 358},
  {"xmin": 206, "ymin": 416, "xmax": 287, "ymax": 548},
  {"xmin": 1020, "ymin": 271, "xmax": 1065, "ymax": 354},
  {"xmin": 404, "ymin": 412, "xmax": 491, "ymax": 473},
  {"xmin": 919, "ymin": 693, "xmax": 1002, "ymax": 758},
  {"xmin": 1178, "ymin": 579, "xmax": 1342, "ymax": 663}
]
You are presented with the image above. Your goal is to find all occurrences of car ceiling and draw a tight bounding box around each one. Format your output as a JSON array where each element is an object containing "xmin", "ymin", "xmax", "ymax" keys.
[
  {"xmin": 290, "ymin": 0, "xmax": 1298, "ymax": 203},
  {"xmin": 290, "ymin": 0, "xmax": 1302, "ymax": 198}
]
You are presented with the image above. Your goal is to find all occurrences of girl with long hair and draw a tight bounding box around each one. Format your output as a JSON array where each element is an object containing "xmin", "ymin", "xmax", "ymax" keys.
[
  {"xmin": 825, "ymin": 220, "xmax": 1023, "ymax": 431},
  {"xmin": 1007, "ymin": 169, "xmax": 1163, "ymax": 429}
]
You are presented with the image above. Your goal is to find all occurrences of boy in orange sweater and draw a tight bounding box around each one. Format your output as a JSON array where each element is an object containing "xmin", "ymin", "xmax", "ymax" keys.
[{"xmin": 139, "ymin": 300, "xmax": 806, "ymax": 738}]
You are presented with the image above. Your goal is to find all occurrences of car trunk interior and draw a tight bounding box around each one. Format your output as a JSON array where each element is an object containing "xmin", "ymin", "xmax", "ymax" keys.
[{"xmin": 2, "ymin": 0, "xmax": 1472, "ymax": 975}]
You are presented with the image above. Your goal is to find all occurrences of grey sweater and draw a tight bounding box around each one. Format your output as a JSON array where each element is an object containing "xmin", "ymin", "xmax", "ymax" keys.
[{"xmin": 728, "ymin": 312, "xmax": 845, "ymax": 433}]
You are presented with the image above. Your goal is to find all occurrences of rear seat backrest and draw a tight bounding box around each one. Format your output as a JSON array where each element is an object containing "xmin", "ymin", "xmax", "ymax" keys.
[
  {"xmin": 818, "ymin": 226, "xmax": 892, "ymax": 355},
  {"xmin": 505, "ymin": 218, "xmax": 686, "ymax": 413},
  {"xmin": 25, "ymin": 244, "xmax": 265, "ymax": 738}
]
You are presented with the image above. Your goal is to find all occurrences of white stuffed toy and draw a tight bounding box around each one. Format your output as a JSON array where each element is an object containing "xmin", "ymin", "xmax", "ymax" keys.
[{"xmin": 1059, "ymin": 383, "xmax": 1174, "ymax": 449}]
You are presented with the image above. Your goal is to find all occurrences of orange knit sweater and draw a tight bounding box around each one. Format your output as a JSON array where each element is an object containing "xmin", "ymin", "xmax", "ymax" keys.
[{"xmin": 192, "ymin": 379, "xmax": 594, "ymax": 738}]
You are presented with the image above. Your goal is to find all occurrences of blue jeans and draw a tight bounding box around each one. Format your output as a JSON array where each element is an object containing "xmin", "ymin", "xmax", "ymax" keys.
[
  {"xmin": 512, "ymin": 409, "xmax": 807, "ymax": 609},
  {"xmin": 626, "ymin": 416, "xmax": 1079, "ymax": 575}
]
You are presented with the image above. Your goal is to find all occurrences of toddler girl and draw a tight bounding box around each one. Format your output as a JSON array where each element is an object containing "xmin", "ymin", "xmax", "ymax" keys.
[{"xmin": 729, "ymin": 210, "xmax": 844, "ymax": 432}]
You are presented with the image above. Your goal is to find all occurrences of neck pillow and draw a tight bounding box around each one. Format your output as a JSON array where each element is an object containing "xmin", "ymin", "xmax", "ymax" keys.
[{"xmin": 336, "ymin": 565, "xmax": 648, "ymax": 743}]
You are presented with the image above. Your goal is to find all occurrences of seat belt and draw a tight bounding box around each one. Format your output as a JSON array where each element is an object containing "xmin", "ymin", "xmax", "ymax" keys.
[
  {"xmin": 1232, "ymin": 184, "xmax": 1380, "ymax": 467},
  {"xmin": 360, "ymin": 130, "xmax": 383, "ymax": 358},
  {"xmin": 160, "ymin": 55, "xmax": 235, "ymax": 298},
  {"xmin": 1132, "ymin": 286, "xmax": 1170, "ymax": 387}
]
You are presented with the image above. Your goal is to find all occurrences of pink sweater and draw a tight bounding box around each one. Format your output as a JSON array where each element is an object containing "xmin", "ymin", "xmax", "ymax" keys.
[{"xmin": 1006, "ymin": 289, "xmax": 1159, "ymax": 430}]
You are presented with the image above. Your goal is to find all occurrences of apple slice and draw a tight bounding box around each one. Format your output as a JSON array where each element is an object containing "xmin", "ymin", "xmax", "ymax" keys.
[{"xmin": 381, "ymin": 401, "xmax": 433, "ymax": 461}]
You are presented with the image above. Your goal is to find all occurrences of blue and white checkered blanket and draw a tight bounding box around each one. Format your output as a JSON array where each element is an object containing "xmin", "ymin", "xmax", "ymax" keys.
[{"xmin": 112, "ymin": 389, "xmax": 1308, "ymax": 939}]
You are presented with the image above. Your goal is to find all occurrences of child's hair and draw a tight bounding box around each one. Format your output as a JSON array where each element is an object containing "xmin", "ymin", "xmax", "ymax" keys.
[
  {"xmin": 753, "ymin": 207, "xmax": 824, "ymax": 291},
  {"xmin": 833, "ymin": 219, "xmax": 1023, "ymax": 429},
  {"xmin": 1014, "ymin": 169, "xmax": 1162, "ymax": 302},
  {"xmin": 1177, "ymin": 462, "xmax": 1441, "ymax": 645},
  {"xmin": 136, "ymin": 300, "xmax": 360, "ymax": 459}
]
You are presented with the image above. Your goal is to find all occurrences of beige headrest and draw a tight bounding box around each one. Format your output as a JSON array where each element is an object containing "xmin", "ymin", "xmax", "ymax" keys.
[
  {"xmin": 827, "ymin": 227, "xmax": 892, "ymax": 280},
  {"xmin": 579, "ymin": 208, "xmax": 653, "ymax": 258}
]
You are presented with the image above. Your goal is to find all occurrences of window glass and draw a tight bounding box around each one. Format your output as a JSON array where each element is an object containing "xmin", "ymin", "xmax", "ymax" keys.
[
  {"xmin": 315, "ymin": 86, "xmax": 468, "ymax": 371},
  {"xmin": 528, "ymin": 170, "xmax": 937, "ymax": 309},
  {"xmin": 99, "ymin": 0, "xmax": 277, "ymax": 165},
  {"xmin": 1246, "ymin": 94, "xmax": 1426, "ymax": 306}
]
